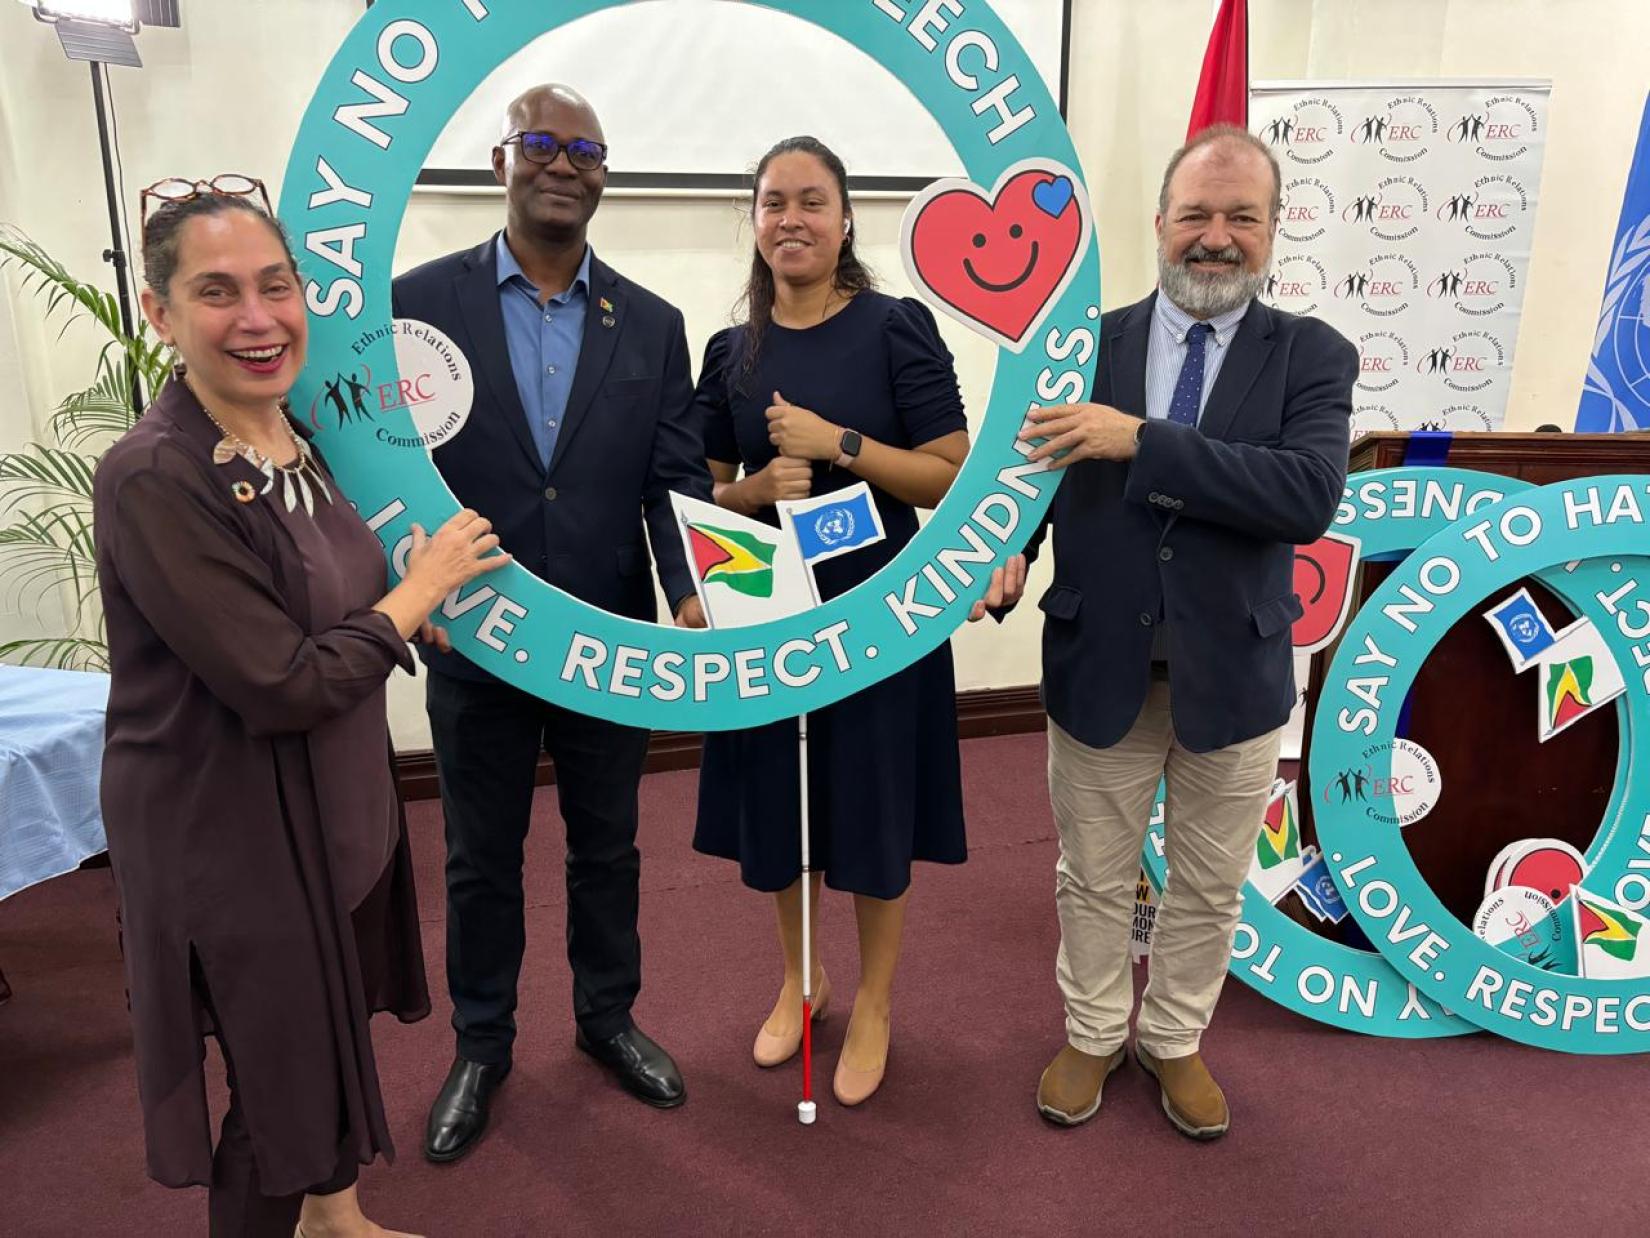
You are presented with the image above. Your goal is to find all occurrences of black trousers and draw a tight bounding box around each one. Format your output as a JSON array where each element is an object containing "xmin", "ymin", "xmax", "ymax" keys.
[{"xmin": 426, "ymin": 670, "xmax": 650, "ymax": 1063}]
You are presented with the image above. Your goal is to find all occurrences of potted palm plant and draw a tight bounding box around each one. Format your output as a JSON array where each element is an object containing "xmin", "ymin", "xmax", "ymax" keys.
[{"xmin": 0, "ymin": 229, "xmax": 169, "ymax": 670}]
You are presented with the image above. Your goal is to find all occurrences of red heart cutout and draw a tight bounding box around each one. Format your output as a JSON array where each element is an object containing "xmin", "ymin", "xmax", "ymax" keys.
[
  {"xmin": 905, "ymin": 166, "xmax": 1085, "ymax": 351},
  {"xmin": 1505, "ymin": 849, "xmax": 1585, "ymax": 904},
  {"xmin": 1292, "ymin": 532, "xmax": 1361, "ymax": 653}
]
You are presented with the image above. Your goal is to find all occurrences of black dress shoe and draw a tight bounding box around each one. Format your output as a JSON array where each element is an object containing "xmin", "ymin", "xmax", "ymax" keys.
[
  {"xmin": 575, "ymin": 1025, "xmax": 685, "ymax": 1108},
  {"xmin": 424, "ymin": 1057, "xmax": 511, "ymax": 1163}
]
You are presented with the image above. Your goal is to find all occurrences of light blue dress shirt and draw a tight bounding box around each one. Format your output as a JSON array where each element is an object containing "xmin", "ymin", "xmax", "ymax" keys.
[
  {"xmin": 1144, "ymin": 293, "xmax": 1250, "ymax": 426},
  {"xmin": 496, "ymin": 234, "xmax": 592, "ymax": 469}
]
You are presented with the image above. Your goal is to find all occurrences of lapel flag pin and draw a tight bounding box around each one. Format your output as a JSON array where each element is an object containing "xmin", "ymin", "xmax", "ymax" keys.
[{"xmin": 600, "ymin": 296, "xmax": 615, "ymax": 313}]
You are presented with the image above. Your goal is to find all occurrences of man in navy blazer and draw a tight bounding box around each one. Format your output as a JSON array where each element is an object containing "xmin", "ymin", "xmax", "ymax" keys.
[
  {"xmin": 974, "ymin": 125, "xmax": 1353, "ymax": 1139},
  {"xmin": 393, "ymin": 84, "xmax": 711, "ymax": 1162}
]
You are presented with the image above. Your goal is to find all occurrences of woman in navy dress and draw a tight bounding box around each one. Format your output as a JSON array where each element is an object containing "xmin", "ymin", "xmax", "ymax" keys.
[{"xmin": 692, "ymin": 136, "xmax": 970, "ymax": 1106}]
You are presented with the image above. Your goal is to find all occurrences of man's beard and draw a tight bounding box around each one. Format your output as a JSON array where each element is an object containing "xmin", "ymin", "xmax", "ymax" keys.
[{"xmin": 1157, "ymin": 242, "xmax": 1271, "ymax": 318}]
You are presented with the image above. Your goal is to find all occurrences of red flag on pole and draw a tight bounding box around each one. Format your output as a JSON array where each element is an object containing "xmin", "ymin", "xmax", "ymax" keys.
[{"xmin": 1186, "ymin": 0, "xmax": 1249, "ymax": 138}]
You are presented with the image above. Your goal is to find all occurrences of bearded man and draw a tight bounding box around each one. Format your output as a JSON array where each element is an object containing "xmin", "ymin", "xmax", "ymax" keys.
[{"xmin": 971, "ymin": 124, "xmax": 1355, "ymax": 1139}]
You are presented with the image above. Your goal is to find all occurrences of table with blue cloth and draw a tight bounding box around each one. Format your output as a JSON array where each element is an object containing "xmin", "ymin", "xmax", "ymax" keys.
[{"xmin": 0, "ymin": 666, "xmax": 111, "ymax": 1004}]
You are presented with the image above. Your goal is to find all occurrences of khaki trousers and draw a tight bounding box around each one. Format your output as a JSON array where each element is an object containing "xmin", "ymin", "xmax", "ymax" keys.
[{"xmin": 1048, "ymin": 680, "xmax": 1282, "ymax": 1058}]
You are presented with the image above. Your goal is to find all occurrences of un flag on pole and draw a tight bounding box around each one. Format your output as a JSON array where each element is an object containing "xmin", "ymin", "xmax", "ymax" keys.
[
  {"xmin": 1577, "ymin": 92, "xmax": 1650, "ymax": 432},
  {"xmin": 779, "ymin": 483, "xmax": 886, "ymax": 566}
]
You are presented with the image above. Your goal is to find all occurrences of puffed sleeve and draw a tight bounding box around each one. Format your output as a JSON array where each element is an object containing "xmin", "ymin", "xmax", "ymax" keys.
[
  {"xmin": 886, "ymin": 297, "xmax": 968, "ymax": 447},
  {"xmin": 693, "ymin": 327, "xmax": 743, "ymax": 466},
  {"xmin": 100, "ymin": 444, "xmax": 413, "ymax": 739}
]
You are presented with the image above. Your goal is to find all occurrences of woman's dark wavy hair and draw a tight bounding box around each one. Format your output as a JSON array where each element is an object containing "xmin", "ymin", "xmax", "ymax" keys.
[
  {"xmin": 141, "ymin": 194, "xmax": 297, "ymax": 301},
  {"xmin": 733, "ymin": 135, "xmax": 874, "ymax": 394}
]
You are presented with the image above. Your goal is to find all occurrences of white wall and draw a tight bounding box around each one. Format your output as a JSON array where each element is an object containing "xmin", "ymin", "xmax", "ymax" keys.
[{"xmin": 3, "ymin": 0, "xmax": 1648, "ymax": 748}]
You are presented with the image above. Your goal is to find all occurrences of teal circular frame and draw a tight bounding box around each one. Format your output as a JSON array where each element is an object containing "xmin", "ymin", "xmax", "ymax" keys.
[
  {"xmin": 1312, "ymin": 475, "xmax": 1650, "ymax": 1053},
  {"xmin": 279, "ymin": 0, "xmax": 1099, "ymax": 730},
  {"xmin": 1143, "ymin": 468, "xmax": 1644, "ymax": 1039}
]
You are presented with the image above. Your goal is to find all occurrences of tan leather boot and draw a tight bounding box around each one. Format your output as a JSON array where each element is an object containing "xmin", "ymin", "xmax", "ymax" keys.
[
  {"xmin": 1035, "ymin": 1043, "xmax": 1126, "ymax": 1126},
  {"xmin": 1134, "ymin": 1045, "xmax": 1229, "ymax": 1139}
]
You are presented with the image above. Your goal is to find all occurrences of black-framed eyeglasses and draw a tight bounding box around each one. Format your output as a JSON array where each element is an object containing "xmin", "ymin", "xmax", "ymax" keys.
[
  {"xmin": 501, "ymin": 132, "xmax": 608, "ymax": 171},
  {"xmin": 140, "ymin": 174, "xmax": 272, "ymax": 231}
]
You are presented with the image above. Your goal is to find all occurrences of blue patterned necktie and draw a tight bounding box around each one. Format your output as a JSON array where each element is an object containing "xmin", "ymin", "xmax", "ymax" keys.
[{"xmin": 1167, "ymin": 322, "xmax": 1215, "ymax": 427}]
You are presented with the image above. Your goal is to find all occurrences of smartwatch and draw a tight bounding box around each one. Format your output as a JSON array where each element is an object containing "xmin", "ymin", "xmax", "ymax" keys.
[{"xmin": 835, "ymin": 428, "xmax": 863, "ymax": 469}]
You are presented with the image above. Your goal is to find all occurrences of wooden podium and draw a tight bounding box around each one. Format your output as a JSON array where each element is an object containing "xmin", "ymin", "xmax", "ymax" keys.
[{"xmin": 1297, "ymin": 432, "xmax": 1650, "ymax": 928}]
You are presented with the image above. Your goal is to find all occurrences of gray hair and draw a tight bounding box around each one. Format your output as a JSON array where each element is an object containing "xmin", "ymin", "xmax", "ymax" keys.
[{"xmin": 1157, "ymin": 124, "xmax": 1283, "ymax": 223}]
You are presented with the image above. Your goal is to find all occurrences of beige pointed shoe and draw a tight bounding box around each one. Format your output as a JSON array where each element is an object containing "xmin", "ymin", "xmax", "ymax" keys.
[
  {"xmin": 832, "ymin": 999, "xmax": 893, "ymax": 1106},
  {"xmin": 753, "ymin": 972, "xmax": 831, "ymax": 1068},
  {"xmin": 831, "ymin": 1039, "xmax": 888, "ymax": 1107}
]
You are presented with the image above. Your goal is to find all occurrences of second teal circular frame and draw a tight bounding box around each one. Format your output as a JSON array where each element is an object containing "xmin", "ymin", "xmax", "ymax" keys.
[
  {"xmin": 1312, "ymin": 476, "xmax": 1650, "ymax": 1053},
  {"xmin": 1142, "ymin": 469, "xmax": 1644, "ymax": 1040}
]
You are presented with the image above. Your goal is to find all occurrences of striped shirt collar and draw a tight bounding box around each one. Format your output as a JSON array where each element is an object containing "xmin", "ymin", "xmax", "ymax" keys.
[{"xmin": 1153, "ymin": 291, "xmax": 1249, "ymax": 349}]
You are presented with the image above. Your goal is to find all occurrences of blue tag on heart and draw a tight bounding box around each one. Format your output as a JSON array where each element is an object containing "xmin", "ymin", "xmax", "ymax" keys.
[{"xmin": 1032, "ymin": 175, "xmax": 1074, "ymax": 219}]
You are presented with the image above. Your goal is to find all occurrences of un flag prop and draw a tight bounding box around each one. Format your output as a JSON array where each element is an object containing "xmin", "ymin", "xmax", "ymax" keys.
[{"xmin": 1577, "ymin": 92, "xmax": 1650, "ymax": 432}]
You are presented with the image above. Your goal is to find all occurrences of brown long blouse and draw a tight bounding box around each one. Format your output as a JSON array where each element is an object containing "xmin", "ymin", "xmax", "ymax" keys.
[{"xmin": 92, "ymin": 379, "xmax": 429, "ymax": 1194}]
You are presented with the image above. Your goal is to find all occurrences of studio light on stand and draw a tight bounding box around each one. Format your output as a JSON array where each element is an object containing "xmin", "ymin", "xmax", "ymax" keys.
[{"xmin": 18, "ymin": 0, "xmax": 182, "ymax": 413}]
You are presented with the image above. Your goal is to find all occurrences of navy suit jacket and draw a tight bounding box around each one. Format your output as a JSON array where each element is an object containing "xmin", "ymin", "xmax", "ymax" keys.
[
  {"xmin": 392, "ymin": 236, "xmax": 711, "ymax": 682},
  {"xmin": 1025, "ymin": 293, "xmax": 1355, "ymax": 752}
]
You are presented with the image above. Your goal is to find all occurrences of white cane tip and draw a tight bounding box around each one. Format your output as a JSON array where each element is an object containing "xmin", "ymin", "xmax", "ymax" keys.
[{"xmin": 797, "ymin": 1101, "xmax": 817, "ymax": 1125}]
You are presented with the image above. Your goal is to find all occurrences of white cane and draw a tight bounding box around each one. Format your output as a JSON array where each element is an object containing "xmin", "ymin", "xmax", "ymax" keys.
[{"xmin": 797, "ymin": 711, "xmax": 817, "ymax": 1125}]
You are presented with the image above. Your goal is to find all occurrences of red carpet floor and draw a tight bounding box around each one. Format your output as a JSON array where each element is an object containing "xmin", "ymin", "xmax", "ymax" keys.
[{"xmin": 2, "ymin": 732, "xmax": 1645, "ymax": 1236}]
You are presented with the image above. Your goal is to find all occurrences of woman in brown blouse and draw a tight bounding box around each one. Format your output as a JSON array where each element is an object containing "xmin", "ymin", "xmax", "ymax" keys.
[{"xmin": 93, "ymin": 184, "xmax": 506, "ymax": 1237}]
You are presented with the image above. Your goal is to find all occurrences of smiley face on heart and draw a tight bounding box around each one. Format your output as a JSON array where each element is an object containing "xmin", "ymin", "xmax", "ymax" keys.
[{"xmin": 901, "ymin": 159, "xmax": 1092, "ymax": 353}]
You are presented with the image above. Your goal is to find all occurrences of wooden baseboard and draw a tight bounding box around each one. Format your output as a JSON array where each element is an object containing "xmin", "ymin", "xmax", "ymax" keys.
[{"xmin": 394, "ymin": 684, "xmax": 1047, "ymax": 801}]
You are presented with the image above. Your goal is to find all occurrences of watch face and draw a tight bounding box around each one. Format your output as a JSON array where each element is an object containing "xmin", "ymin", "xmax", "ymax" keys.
[{"xmin": 842, "ymin": 430, "xmax": 863, "ymax": 456}]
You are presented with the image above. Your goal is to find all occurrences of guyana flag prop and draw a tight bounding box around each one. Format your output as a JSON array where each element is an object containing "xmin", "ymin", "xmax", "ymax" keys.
[
  {"xmin": 1256, "ymin": 783, "xmax": 1301, "ymax": 870},
  {"xmin": 687, "ymin": 521, "xmax": 778, "ymax": 598},
  {"xmin": 670, "ymin": 491, "xmax": 813, "ymax": 629},
  {"xmin": 1536, "ymin": 619, "xmax": 1625, "ymax": 741},
  {"xmin": 1246, "ymin": 780, "xmax": 1314, "ymax": 905},
  {"xmin": 1572, "ymin": 886, "xmax": 1650, "ymax": 979},
  {"xmin": 1544, "ymin": 656, "xmax": 1596, "ymax": 734}
]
